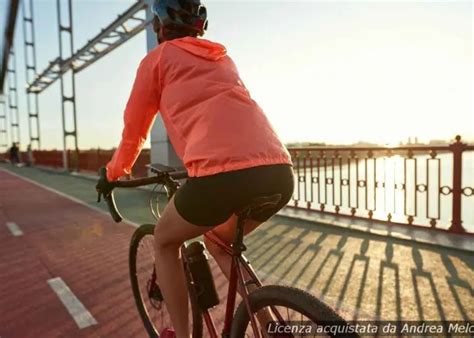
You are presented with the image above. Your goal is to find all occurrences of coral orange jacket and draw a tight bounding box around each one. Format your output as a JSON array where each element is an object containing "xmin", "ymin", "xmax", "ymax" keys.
[{"xmin": 106, "ymin": 37, "xmax": 291, "ymax": 181}]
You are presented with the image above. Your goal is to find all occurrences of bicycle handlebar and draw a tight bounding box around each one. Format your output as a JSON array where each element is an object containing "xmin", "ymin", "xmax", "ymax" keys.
[{"xmin": 97, "ymin": 167, "xmax": 188, "ymax": 223}]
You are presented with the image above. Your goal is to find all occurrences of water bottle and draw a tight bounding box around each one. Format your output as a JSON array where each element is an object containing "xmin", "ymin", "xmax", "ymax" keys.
[{"xmin": 185, "ymin": 241, "xmax": 219, "ymax": 310}]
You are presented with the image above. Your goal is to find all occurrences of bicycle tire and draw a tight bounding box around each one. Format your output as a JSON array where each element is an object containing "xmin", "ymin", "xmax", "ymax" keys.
[
  {"xmin": 129, "ymin": 223, "xmax": 203, "ymax": 337},
  {"xmin": 230, "ymin": 285, "xmax": 359, "ymax": 338}
]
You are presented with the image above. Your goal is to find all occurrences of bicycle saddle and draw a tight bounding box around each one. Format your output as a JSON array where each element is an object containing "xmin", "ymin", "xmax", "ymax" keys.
[{"xmin": 236, "ymin": 194, "xmax": 282, "ymax": 218}]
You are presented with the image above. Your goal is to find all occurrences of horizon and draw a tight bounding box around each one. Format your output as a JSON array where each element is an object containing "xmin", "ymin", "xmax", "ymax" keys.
[{"xmin": 16, "ymin": 135, "xmax": 474, "ymax": 152}]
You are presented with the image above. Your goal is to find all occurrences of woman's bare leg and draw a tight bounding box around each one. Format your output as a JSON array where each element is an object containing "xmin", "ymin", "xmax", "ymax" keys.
[
  {"xmin": 154, "ymin": 196, "xmax": 213, "ymax": 338},
  {"xmin": 154, "ymin": 196, "xmax": 273, "ymax": 337}
]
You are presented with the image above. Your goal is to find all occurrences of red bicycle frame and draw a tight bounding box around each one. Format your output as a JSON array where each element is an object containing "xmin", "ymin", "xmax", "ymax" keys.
[{"xmin": 200, "ymin": 228, "xmax": 264, "ymax": 338}]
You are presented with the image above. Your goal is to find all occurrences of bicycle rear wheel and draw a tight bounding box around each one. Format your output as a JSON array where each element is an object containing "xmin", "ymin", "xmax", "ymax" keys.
[
  {"xmin": 129, "ymin": 223, "xmax": 203, "ymax": 337},
  {"xmin": 230, "ymin": 285, "xmax": 359, "ymax": 338}
]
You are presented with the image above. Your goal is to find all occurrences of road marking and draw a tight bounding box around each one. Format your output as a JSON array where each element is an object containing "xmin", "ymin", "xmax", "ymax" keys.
[
  {"xmin": 47, "ymin": 277, "xmax": 98, "ymax": 329},
  {"xmin": 6, "ymin": 222, "xmax": 23, "ymax": 236},
  {"xmin": 0, "ymin": 168, "xmax": 139, "ymax": 228}
]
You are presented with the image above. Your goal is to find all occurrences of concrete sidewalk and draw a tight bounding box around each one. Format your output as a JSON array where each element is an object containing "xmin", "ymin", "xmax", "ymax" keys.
[{"xmin": 0, "ymin": 164, "xmax": 472, "ymax": 337}]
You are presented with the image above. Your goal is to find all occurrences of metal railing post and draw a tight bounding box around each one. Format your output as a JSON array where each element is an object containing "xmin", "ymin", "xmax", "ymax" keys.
[{"xmin": 449, "ymin": 135, "xmax": 466, "ymax": 234}]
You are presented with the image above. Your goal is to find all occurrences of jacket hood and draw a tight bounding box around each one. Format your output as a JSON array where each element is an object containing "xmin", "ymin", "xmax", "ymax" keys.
[{"xmin": 167, "ymin": 37, "xmax": 227, "ymax": 61}]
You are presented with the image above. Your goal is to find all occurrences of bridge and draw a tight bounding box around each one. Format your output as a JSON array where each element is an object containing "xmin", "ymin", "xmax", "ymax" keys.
[{"xmin": 1, "ymin": 162, "xmax": 472, "ymax": 337}]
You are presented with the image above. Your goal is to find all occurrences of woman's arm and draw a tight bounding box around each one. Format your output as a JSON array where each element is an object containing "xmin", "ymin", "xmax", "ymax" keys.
[{"xmin": 106, "ymin": 54, "xmax": 161, "ymax": 181}]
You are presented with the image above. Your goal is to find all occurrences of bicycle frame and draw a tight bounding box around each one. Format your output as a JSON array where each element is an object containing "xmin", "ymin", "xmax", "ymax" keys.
[
  {"xmin": 201, "ymin": 225, "xmax": 264, "ymax": 338},
  {"xmin": 105, "ymin": 169, "xmax": 280, "ymax": 337},
  {"xmin": 146, "ymin": 173, "xmax": 264, "ymax": 336}
]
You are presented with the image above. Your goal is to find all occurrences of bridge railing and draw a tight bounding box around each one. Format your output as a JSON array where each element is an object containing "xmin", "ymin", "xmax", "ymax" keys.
[
  {"xmin": 26, "ymin": 148, "xmax": 150, "ymax": 177},
  {"xmin": 3, "ymin": 137, "xmax": 473, "ymax": 235},
  {"xmin": 288, "ymin": 136, "xmax": 474, "ymax": 235}
]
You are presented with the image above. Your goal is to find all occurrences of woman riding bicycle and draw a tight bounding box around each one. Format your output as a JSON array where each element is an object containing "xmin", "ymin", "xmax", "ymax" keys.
[{"xmin": 96, "ymin": 0, "xmax": 294, "ymax": 337}]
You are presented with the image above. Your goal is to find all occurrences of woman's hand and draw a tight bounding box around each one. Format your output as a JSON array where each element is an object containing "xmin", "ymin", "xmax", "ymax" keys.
[{"xmin": 96, "ymin": 166, "xmax": 114, "ymax": 197}]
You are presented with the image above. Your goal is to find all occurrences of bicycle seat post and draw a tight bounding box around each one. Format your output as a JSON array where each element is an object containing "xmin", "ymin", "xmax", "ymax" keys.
[
  {"xmin": 232, "ymin": 194, "xmax": 281, "ymax": 256},
  {"xmin": 232, "ymin": 211, "xmax": 249, "ymax": 255}
]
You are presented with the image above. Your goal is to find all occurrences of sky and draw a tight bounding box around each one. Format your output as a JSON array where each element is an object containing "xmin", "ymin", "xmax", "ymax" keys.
[{"xmin": 1, "ymin": 0, "xmax": 472, "ymax": 151}]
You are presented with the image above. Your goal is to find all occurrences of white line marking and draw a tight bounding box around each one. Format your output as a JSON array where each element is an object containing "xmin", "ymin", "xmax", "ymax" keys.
[
  {"xmin": 6, "ymin": 222, "xmax": 23, "ymax": 236},
  {"xmin": 0, "ymin": 168, "xmax": 139, "ymax": 228},
  {"xmin": 47, "ymin": 277, "xmax": 98, "ymax": 329}
]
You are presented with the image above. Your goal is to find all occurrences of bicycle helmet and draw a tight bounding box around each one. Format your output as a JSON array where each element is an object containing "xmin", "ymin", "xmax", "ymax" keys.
[{"xmin": 151, "ymin": 0, "xmax": 208, "ymax": 37}]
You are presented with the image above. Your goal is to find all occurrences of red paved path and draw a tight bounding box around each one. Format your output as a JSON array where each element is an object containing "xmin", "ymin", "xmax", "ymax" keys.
[{"xmin": 0, "ymin": 170, "xmax": 229, "ymax": 338}]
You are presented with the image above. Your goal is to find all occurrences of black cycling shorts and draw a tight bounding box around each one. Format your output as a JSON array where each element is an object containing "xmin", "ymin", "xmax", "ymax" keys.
[{"xmin": 174, "ymin": 164, "xmax": 294, "ymax": 227}]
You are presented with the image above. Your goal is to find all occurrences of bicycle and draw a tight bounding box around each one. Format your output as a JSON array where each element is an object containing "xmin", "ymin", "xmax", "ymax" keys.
[{"xmin": 97, "ymin": 164, "xmax": 357, "ymax": 338}]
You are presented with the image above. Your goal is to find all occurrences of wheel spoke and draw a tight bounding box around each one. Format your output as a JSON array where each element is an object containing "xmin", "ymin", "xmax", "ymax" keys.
[{"xmin": 135, "ymin": 232, "xmax": 169, "ymax": 333}]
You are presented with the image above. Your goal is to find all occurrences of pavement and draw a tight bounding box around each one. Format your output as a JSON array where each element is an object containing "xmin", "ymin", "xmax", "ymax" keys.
[{"xmin": 0, "ymin": 163, "xmax": 473, "ymax": 338}]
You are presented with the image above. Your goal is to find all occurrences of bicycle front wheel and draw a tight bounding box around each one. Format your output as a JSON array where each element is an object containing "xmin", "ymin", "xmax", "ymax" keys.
[
  {"xmin": 129, "ymin": 223, "xmax": 203, "ymax": 337},
  {"xmin": 230, "ymin": 285, "xmax": 359, "ymax": 338}
]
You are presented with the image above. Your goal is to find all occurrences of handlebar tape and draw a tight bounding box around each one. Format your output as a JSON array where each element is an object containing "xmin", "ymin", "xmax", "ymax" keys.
[
  {"xmin": 106, "ymin": 191, "xmax": 123, "ymax": 223},
  {"xmin": 98, "ymin": 167, "xmax": 123, "ymax": 223}
]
